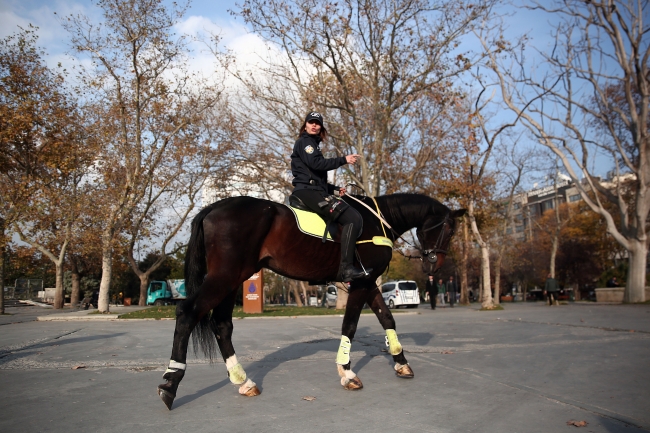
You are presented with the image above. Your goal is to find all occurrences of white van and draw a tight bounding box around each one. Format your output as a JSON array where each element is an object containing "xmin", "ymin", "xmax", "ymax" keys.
[{"xmin": 381, "ymin": 280, "xmax": 420, "ymax": 309}]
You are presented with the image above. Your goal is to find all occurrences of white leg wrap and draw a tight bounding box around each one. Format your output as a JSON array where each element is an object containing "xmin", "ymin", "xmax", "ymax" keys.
[
  {"xmin": 238, "ymin": 378, "xmax": 257, "ymax": 395},
  {"xmin": 163, "ymin": 360, "xmax": 186, "ymax": 376},
  {"xmin": 394, "ymin": 362, "xmax": 408, "ymax": 371},
  {"xmin": 336, "ymin": 336, "xmax": 351, "ymax": 365},
  {"xmin": 385, "ymin": 329, "xmax": 403, "ymax": 355},
  {"xmin": 337, "ymin": 364, "xmax": 357, "ymax": 385},
  {"xmin": 225, "ymin": 355, "xmax": 247, "ymax": 385}
]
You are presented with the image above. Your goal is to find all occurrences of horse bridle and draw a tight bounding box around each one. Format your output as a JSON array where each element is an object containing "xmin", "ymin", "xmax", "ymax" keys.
[{"xmin": 414, "ymin": 214, "xmax": 454, "ymax": 265}]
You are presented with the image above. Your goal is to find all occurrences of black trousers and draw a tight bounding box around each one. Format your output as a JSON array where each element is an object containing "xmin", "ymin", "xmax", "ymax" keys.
[
  {"xmin": 428, "ymin": 291, "xmax": 437, "ymax": 309},
  {"xmin": 546, "ymin": 292, "xmax": 557, "ymax": 305},
  {"xmin": 292, "ymin": 189, "xmax": 362, "ymax": 238}
]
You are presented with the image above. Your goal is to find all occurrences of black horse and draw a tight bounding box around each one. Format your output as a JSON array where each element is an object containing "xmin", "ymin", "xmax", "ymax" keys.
[{"xmin": 158, "ymin": 193, "xmax": 465, "ymax": 410}]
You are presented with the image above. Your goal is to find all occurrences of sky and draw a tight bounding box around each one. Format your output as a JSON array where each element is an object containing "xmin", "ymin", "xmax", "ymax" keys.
[
  {"xmin": 0, "ymin": 0, "xmax": 616, "ymax": 184},
  {"xmin": 0, "ymin": 0, "xmax": 556, "ymax": 84}
]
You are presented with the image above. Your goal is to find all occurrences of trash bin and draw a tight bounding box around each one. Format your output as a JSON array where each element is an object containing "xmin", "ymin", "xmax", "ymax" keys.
[{"xmin": 123, "ymin": 298, "xmax": 132, "ymax": 306}]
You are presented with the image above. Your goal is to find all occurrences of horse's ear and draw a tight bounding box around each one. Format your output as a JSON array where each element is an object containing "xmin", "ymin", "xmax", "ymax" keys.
[{"xmin": 450, "ymin": 209, "xmax": 467, "ymax": 219}]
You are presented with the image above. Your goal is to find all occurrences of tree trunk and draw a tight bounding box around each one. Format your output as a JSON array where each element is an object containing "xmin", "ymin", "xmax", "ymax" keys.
[
  {"xmin": 335, "ymin": 282, "xmax": 348, "ymax": 309},
  {"xmin": 70, "ymin": 259, "xmax": 80, "ymax": 307},
  {"xmin": 549, "ymin": 235, "xmax": 558, "ymax": 278},
  {"xmin": 493, "ymin": 254, "xmax": 502, "ymax": 306},
  {"xmin": 459, "ymin": 217, "xmax": 470, "ymax": 305},
  {"xmin": 0, "ymin": 236, "xmax": 4, "ymax": 315},
  {"xmin": 139, "ymin": 274, "xmax": 150, "ymax": 306},
  {"xmin": 626, "ymin": 241, "xmax": 647, "ymax": 303},
  {"xmin": 98, "ymin": 241, "xmax": 113, "ymax": 313},
  {"xmin": 54, "ymin": 260, "xmax": 65, "ymax": 309},
  {"xmin": 299, "ymin": 281, "xmax": 308, "ymax": 307},
  {"xmin": 290, "ymin": 280, "xmax": 303, "ymax": 307},
  {"xmin": 480, "ymin": 244, "xmax": 494, "ymax": 309}
]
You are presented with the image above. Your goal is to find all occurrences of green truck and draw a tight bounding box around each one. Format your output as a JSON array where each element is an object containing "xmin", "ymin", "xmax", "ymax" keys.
[{"xmin": 146, "ymin": 279, "xmax": 186, "ymax": 306}]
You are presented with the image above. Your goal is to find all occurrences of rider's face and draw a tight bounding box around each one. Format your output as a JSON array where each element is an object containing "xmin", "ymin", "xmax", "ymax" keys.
[{"xmin": 306, "ymin": 120, "xmax": 322, "ymax": 135}]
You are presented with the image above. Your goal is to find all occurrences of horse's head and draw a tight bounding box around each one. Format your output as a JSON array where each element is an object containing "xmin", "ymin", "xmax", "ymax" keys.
[{"xmin": 416, "ymin": 208, "xmax": 466, "ymax": 275}]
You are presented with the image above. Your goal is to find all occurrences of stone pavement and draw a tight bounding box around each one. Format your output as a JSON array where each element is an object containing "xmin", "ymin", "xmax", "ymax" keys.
[{"xmin": 0, "ymin": 302, "xmax": 648, "ymax": 433}]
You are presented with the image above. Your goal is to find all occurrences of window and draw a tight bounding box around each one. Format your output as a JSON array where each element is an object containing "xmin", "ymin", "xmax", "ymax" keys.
[
  {"xmin": 513, "ymin": 202, "xmax": 521, "ymax": 210},
  {"xmin": 382, "ymin": 284, "xmax": 395, "ymax": 293},
  {"xmin": 516, "ymin": 225, "xmax": 524, "ymax": 233},
  {"xmin": 506, "ymin": 228, "xmax": 513, "ymax": 235},
  {"xmin": 541, "ymin": 200, "xmax": 554, "ymax": 212},
  {"xmin": 569, "ymin": 194, "xmax": 581, "ymax": 202},
  {"xmin": 398, "ymin": 282, "xmax": 417, "ymax": 291}
]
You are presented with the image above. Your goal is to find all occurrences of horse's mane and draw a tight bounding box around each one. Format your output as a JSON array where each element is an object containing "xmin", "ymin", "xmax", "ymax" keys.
[{"xmin": 377, "ymin": 193, "xmax": 449, "ymax": 232}]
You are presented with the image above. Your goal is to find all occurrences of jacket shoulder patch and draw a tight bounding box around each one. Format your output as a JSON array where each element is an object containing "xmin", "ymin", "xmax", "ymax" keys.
[{"xmin": 305, "ymin": 145, "xmax": 314, "ymax": 154}]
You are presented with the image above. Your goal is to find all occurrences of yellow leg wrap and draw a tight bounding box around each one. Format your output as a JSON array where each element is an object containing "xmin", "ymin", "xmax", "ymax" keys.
[
  {"xmin": 225, "ymin": 356, "xmax": 247, "ymax": 385},
  {"xmin": 385, "ymin": 329, "xmax": 402, "ymax": 355},
  {"xmin": 336, "ymin": 336, "xmax": 351, "ymax": 365}
]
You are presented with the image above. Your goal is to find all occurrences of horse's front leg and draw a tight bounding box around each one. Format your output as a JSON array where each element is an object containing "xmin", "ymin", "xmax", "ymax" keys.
[
  {"xmin": 212, "ymin": 290, "xmax": 260, "ymax": 397},
  {"xmin": 367, "ymin": 288, "xmax": 414, "ymax": 379},
  {"xmin": 336, "ymin": 286, "xmax": 366, "ymax": 390}
]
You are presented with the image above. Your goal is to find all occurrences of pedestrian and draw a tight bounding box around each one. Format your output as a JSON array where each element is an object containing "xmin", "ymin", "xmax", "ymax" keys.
[
  {"xmin": 606, "ymin": 277, "xmax": 620, "ymax": 288},
  {"xmin": 438, "ymin": 278, "xmax": 446, "ymax": 307},
  {"xmin": 446, "ymin": 276, "xmax": 457, "ymax": 308},
  {"xmin": 290, "ymin": 111, "xmax": 372, "ymax": 282},
  {"xmin": 544, "ymin": 273, "xmax": 559, "ymax": 306},
  {"xmin": 425, "ymin": 275, "xmax": 438, "ymax": 309}
]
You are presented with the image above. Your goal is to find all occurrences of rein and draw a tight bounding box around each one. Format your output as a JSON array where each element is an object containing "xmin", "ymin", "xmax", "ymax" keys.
[{"xmin": 343, "ymin": 188, "xmax": 452, "ymax": 265}]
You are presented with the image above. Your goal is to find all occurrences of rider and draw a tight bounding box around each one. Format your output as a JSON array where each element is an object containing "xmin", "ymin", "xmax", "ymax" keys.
[{"xmin": 290, "ymin": 111, "xmax": 372, "ymax": 282}]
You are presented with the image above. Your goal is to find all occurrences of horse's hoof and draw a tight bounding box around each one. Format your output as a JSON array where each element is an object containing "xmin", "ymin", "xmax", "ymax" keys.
[
  {"xmin": 395, "ymin": 364, "xmax": 414, "ymax": 379},
  {"xmin": 343, "ymin": 376, "xmax": 363, "ymax": 390},
  {"xmin": 158, "ymin": 387, "xmax": 175, "ymax": 410},
  {"xmin": 242, "ymin": 385, "xmax": 261, "ymax": 397}
]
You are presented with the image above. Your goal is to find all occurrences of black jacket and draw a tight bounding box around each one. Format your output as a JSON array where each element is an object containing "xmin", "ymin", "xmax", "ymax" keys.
[
  {"xmin": 291, "ymin": 131, "xmax": 347, "ymax": 194},
  {"xmin": 425, "ymin": 279, "xmax": 438, "ymax": 295}
]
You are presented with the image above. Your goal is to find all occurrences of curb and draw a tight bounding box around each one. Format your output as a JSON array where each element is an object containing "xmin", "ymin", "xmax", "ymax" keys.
[{"xmin": 36, "ymin": 311, "xmax": 421, "ymax": 322}]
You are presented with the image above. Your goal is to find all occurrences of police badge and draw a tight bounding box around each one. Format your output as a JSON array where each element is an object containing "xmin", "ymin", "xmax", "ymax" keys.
[{"xmin": 305, "ymin": 145, "xmax": 314, "ymax": 154}]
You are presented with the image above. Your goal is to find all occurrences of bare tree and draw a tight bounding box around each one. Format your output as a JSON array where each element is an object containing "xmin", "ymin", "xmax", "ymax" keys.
[
  {"xmin": 227, "ymin": 0, "xmax": 498, "ymax": 197},
  {"xmin": 484, "ymin": 0, "xmax": 649, "ymax": 302},
  {"xmin": 63, "ymin": 0, "xmax": 230, "ymax": 312},
  {"xmin": 492, "ymin": 143, "xmax": 532, "ymax": 304}
]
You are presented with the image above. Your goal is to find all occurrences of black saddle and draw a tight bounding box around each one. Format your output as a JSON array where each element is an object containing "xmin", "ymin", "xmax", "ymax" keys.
[{"xmin": 289, "ymin": 194, "xmax": 311, "ymax": 211}]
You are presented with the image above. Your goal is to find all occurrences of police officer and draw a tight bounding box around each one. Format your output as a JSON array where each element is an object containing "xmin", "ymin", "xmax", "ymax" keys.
[{"xmin": 290, "ymin": 111, "xmax": 371, "ymax": 282}]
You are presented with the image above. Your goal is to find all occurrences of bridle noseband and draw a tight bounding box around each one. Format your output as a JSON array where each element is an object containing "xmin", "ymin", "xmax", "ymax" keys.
[{"xmin": 416, "ymin": 214, "xmax": 454, "ymax": 265}]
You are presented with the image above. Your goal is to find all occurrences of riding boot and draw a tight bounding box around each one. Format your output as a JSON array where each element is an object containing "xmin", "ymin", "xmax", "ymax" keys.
[{"xmin": 337, "ymin": 223, "xmax": 372, "ymax": 282}]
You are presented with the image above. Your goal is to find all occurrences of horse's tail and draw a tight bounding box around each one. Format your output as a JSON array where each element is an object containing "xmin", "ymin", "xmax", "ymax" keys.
[{"xmin": 184, "ymin": 205, "xmax": 219, "ymax": 360}]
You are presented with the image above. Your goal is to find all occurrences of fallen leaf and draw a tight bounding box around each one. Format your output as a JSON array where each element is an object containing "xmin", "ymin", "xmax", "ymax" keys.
[
  {"xmin": 72, "ymin": 365, "xmax": 86, "ymax": 370},
  {"xmin": 566, "ymin": 420, "xmax": 588, "ymax": 427},
  {"xmin": 441, "ymin": 350, "xmax": 454, "ymax": 354},
  {"xmin": 302, "ymin": 396, "xmax": 316, "ymax": 401}
]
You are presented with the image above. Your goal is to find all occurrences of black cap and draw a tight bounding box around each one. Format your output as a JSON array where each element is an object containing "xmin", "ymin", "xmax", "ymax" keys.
[{"xmin": 305, "ymin": 111, "xmax": 324, "ymax": 126}]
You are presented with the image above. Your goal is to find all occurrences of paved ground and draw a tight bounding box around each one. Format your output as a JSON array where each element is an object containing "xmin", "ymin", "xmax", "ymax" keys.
[{"xmin": 1, "ymin": 301, "xmax": 649, "ymax": 433}]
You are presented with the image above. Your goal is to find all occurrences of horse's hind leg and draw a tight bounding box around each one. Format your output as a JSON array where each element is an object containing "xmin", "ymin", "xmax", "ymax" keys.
[
  {"xmin": 367, "ymin": 289, "xmax": 414, "ymax": 379},
  {"xmin": 157, "ymin": 276, "xmax": 231, "ymax": 410},
  {"xmin": 336, "ymin": 287, "xmax": 367, "ymax": 390},
  {"xmin": 211, "ymin": 289, "xmax": 260, "ymax": 397}
]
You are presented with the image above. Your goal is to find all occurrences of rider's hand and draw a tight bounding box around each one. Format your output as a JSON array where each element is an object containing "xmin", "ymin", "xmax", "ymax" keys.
[
  {"xmin": 346, "ymin": 154, "xmax": 361, "ymax": 164},
  {"xmin": 339, "ymin": 187, "xmax": 346, "ymax": 196}
]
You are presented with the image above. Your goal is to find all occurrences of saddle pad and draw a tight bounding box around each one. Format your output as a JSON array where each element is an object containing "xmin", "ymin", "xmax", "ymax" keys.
[{"xmin": 287, "ymin": 205, "xmax": 333, "ymax": 241}]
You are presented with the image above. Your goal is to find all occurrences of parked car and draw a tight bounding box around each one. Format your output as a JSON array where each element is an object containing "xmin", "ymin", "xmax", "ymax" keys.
[
  {"xmin": 381, "ymin": 280, "xmax": 420, "ymax": 309},
  {"xmin": 324, "ymin": 284, "xmax": 337, "ymax": 308}
]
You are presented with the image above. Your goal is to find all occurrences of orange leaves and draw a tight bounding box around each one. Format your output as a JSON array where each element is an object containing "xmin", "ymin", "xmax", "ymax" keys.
[{"xmin": 566, "ymin": 420, "xmax": 588, "ymax": 427}]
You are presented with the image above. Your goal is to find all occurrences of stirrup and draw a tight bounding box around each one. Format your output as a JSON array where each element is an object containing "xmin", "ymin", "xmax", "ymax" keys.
[{"xmin": 338, "ymin": 265, "xmax": 372, "ymax": 282}]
